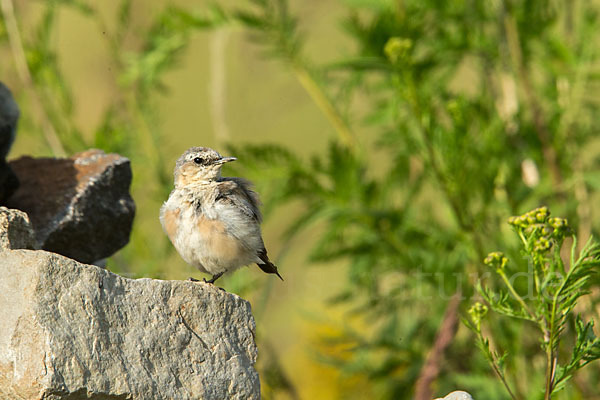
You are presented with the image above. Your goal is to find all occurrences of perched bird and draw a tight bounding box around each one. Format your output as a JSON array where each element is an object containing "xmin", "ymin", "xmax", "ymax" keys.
[{"xmin": 160, "ymin": 147, "xmax": 283, "ymax": 284}]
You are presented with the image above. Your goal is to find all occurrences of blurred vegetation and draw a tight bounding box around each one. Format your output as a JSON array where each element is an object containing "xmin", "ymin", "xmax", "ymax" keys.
[{"xmin": 3, "ymin": 0, "xmax": 600, "ymax": 398}]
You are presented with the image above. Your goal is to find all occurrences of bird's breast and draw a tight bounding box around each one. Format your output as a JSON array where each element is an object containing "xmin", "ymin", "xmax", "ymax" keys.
[
  {"xmin": 161, "ymin": 191, "xmax": 262, "ymax": 273},
  {"xmin": 161, "ymin": 207, "xmax": 180, "ymax": 243},
  {"xmin": 194, "ymin": 216, "xmax": 247, "ymax": 259}
]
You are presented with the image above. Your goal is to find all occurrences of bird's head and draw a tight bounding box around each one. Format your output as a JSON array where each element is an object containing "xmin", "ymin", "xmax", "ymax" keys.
[{"xmin": 174, "ymin": 147, "xmax": 236, "ymax": 187}]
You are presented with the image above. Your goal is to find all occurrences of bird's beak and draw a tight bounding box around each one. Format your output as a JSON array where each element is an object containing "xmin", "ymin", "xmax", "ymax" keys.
[{"xmin": 216, "ymin": 157, "xmax": 237, "ymax": 164}]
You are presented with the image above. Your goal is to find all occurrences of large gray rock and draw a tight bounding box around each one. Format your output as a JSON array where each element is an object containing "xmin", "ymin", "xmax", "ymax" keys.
[
  {"xmin": 6, "ymin": 149, "xmax": 135, "ymax": 263},
  {"xmin": 0, "ymin": 247, "xmax": 260, "ymax": 399}
]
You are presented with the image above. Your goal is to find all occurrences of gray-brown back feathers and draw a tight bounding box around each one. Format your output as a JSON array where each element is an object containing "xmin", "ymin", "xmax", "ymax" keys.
[{"xmin": 215, "ymin": 177, "xmax": 262, "ymax": 223}]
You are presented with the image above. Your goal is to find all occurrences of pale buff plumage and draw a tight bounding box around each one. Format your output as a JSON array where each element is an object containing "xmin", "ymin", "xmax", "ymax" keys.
[{"xmin": 160, "ymin": 147, "xmax": 282, "ymax": 283}]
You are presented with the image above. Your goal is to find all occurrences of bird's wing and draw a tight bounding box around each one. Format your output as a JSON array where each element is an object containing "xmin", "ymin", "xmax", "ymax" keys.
[
  {"xmin": 217, "ymin": 178, "xmax": 283, "ymax": 280},
  {"xmin": 216, "ymin": 177, "xmax": 263, "ymax": 223}
]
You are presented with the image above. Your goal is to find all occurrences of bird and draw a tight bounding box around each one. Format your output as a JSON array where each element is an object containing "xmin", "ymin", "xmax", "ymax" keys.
[{"xmin": 160, "ymin": 146, "xmax": 283, "ymax": 284}]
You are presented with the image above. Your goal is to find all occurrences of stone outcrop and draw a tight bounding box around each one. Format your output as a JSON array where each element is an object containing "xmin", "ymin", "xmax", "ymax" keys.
[
  {"xmin": 0, "ymin": 208, "xmax": 260, "ymax": 400},
  {"xmin": 6, "ymin": 149, "xmax": 135, "ymax": 264}
]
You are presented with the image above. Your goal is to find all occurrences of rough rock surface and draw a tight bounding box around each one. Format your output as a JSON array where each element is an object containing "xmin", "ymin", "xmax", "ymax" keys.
[
  {"xmin": 0, "ymin": 206, "xmax": 35, "ymax": 251},
  {"xmin": 6, "ymin": 149, "xmax": 135, "ymax": 263},
  {"xmin": 0, "ymin": 82, "xmax": 20, "ymax": 204},
  {"xmin": 0, "ymin": 212, "xmax": 260, "ymax": 399}
]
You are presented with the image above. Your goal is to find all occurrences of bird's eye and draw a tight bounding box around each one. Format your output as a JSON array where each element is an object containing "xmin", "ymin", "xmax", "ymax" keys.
[{"xmin": 193, "ymin": 157, "xmax": 204, "ymax": 165}]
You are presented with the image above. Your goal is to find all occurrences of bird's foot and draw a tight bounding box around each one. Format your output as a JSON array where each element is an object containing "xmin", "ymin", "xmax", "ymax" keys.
[
  {"xmin": 202, "ymin": 271, "xmax": 225, "ymax": 285},
  {"xmin": 190, "ymin": 276, "xmax": 225, "ymax": 291}
]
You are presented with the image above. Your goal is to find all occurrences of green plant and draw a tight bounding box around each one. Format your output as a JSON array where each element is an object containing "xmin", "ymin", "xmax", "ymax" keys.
[
  {"xmin": 219, "ymin": 1, "xmax": 600, "ymax": 398},
  {"xmin": 467, "ymin": 207, "xmax": 600, "ymax": 399},
  {"xmin": 216, "ymin": 0, "xmax": 600, "ymax": 397}
]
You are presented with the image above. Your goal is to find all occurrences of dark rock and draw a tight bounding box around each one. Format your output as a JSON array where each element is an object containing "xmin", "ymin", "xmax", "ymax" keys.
[
  {"xmin": 0, "ymin": 161, "xmax": 18, "ymax": 205},
  {"xmin": 6, "ymin": 149, "xmax": 135, "ymax": 263},
  {"xmin": 0, "ymin": 82, "xmax": 20, "ymax": 204},
  {"xmin": 0, "ymin": 82, "xmax": 19, "ymax": 160}
]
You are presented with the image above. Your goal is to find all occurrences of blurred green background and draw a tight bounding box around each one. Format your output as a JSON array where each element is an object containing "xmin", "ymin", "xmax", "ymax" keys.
[{"xmin": 3, "ymin": 0, "xmax": 600, "ymax": 398}]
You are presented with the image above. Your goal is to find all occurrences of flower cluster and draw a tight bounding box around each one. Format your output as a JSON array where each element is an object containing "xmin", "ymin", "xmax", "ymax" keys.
[
  {"xmin": 548, "ymin": 217, "xmax": 569, "ymax": 239},
  {"xmin": 534, "ymin": 236, "xmax": 551, "ymax": 252},
  {"xmin": 484, "ymin": 251, "xmax": 508, "ymax": 272},
  {"xmin": 384, "ymin": 37, "xmax": 412, "ymax": 64},
  {"xmin": 507, "ymin": 206, "xmax": 571, "ymax": 253},
  {"xmin": 507, "ymin": 206, "xmax": 549, "ymax": 228},
  {"xmin": 468, "ymin": 302, "xmax": 488, "ymax": 331}
]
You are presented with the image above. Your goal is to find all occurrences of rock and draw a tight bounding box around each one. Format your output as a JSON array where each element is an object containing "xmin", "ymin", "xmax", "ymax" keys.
[
  {"xmin": 0, "ymin": 82, "xmax": 20, "ymax": 204},
  {"xmin": 6, "ymin": 149, "xmax": 135, "ymax": 263},
  {"xmin": 434, "ymin": 390, "xmax": 474, "ymax": 400},
  {"xmin": 0, "ymin": 82, "xmax": 19, "ymax": 160},
  {"xmin": 0, "ymin": 249, "xmax": 260, "ymax": 399},
  {"xmin": 0, "ymin": 161, "xmax": 19, "ymax": 205},
  {"xmin": 0, "ymin": 207, "xmax": 35, "ymax": 251}
]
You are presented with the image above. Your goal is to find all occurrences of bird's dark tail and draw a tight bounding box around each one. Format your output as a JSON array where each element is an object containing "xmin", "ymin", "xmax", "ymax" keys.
[{"xmin": 257, "ymin": 248, "xmax": 283, "ymax": 281}]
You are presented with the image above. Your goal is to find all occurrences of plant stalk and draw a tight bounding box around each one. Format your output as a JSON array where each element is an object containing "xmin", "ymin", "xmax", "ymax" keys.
[
  {"xmin": 292, "ymin": 64, "xmax": 357, "ymax": 152},
  {"xmin": 0, "ymin": 0, "xmax": 66, "ymax": 156},
  {"xmin": 498, "ymin": 270, "xmax": 537, "ymax": 322}
]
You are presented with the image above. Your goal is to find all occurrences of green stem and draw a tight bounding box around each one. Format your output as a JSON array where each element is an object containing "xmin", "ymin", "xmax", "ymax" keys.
[
  {"xmin": 498, "ymin": 270, "xmax": 536, "ymax": 322},
  {"xmin": 0, "ymin": 0, "xmax": 66, "ymax": 156},
  {"xmin": 518, "ymin": 230, "xmax": 528, "ymax": 247},
  {"xmin": 491, "ymin": 358, "xmax": 519, "ymax": 400},
  {"xmin": 292, "ymin": 64, "xmax": 357, "ymax": 151},
  {"xmin": 544, "ymin": 345, "xmax": 554, "ymax": 400},
  {"xmin": 532, "ymin": 259, "xmax": 541, "ymax": 301},
  {"xmin": 478, "ymin": 332, "xmax": 519, "ymax": 400},
  {"xmin": 544, "ymin": 254, "xmax": 577, "ymax": 398}
]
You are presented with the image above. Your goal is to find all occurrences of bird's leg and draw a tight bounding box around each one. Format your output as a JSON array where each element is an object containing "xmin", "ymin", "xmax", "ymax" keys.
[
  {"xmin": 203, "ymin": 271, "xmax": 225, "ymax": 284},
  {"xmin": 188, "ymin": 277, "xmax": 200, "ymax": 282}
]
